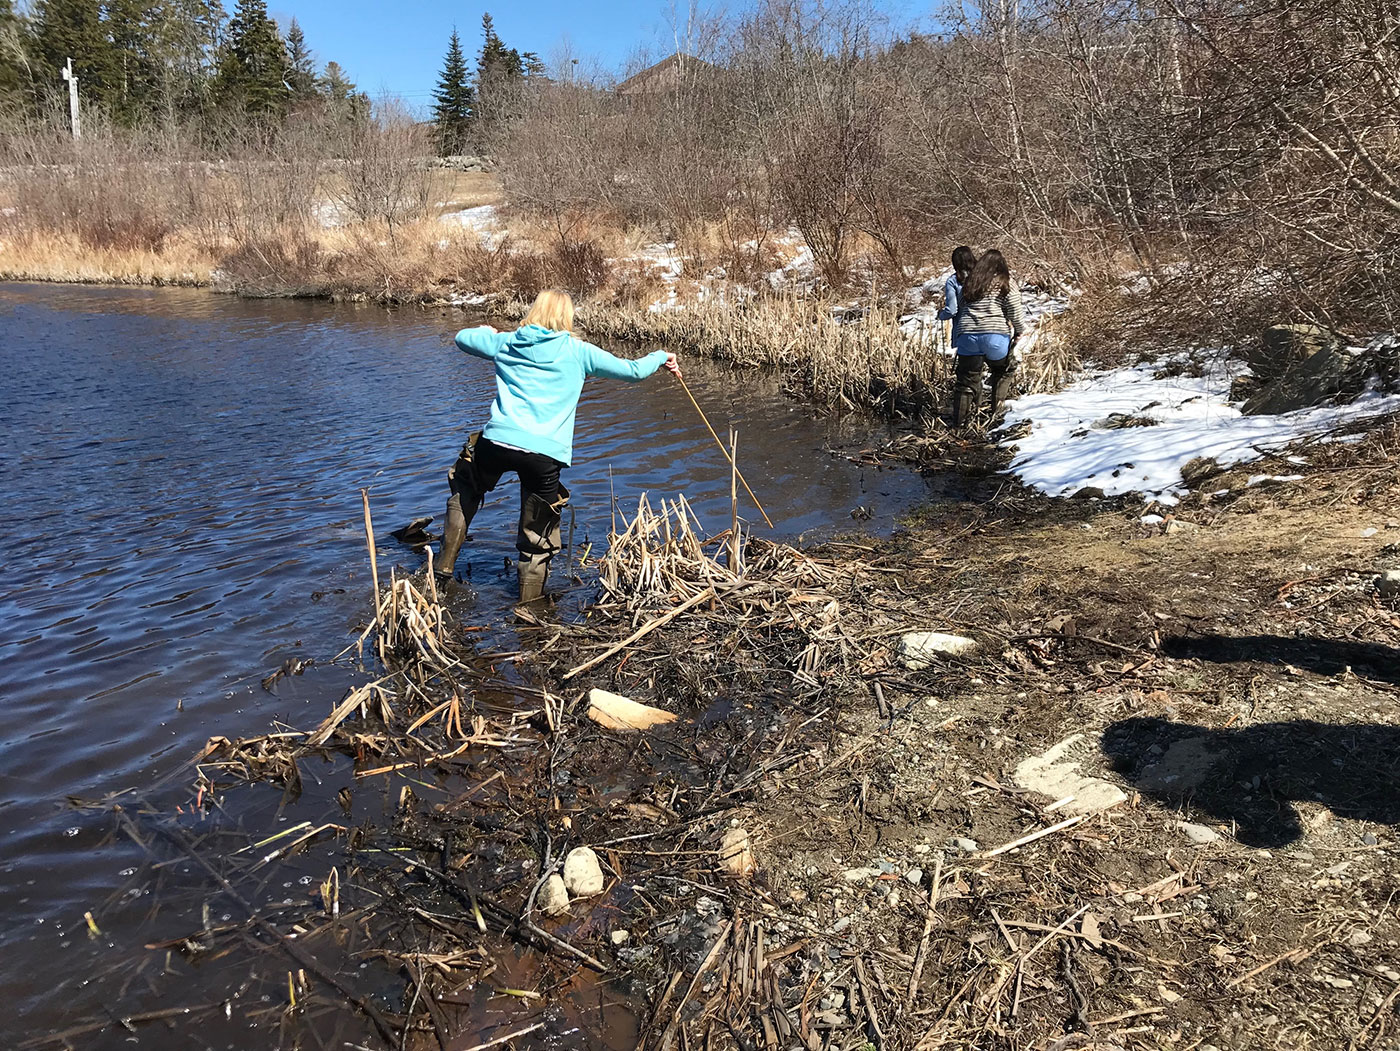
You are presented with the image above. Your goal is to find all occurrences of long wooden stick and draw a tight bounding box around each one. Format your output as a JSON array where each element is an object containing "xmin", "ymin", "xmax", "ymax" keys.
[{"xmin": 674, "ymin": 374, "xmax": 775, "ymax": 528}]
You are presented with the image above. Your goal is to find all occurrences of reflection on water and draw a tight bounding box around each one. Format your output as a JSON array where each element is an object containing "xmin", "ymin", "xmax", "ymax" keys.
[{"xmin": 0, "ymin": 283, "xmax": 929, "ymax": 1045}]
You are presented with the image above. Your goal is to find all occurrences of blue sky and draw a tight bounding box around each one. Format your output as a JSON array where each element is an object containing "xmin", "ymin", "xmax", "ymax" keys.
[
  {"xmin": 273, "ymin": 0, "xmax": 734, "ymax": 105},
  {"xmin": 272, "ymin": 0, "xmax": 926, "ymax": 110}
]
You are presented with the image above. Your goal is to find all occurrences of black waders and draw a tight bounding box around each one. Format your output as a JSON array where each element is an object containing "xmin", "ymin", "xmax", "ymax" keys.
[
  {"xmin": 951, "ymin": 354, "xmax": 1017, "ymax": 427},
  {"xmin": 433, "ymin": 435, "xmax": 570, "ymax": 604}
]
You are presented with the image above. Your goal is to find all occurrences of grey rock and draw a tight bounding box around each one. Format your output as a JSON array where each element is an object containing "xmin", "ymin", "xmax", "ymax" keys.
[
  {"xmin": 904, "ymin": 867, "xmax": 924, "ymax": 886},
  {"xmin": 1362, "ymin": 831, "xmax": 1379, "ymax": 846},
  {"xmin": 1375, "ymin": 570, "xmax": 1400, "ymax": 599},
  {"xmin": 899, "ymin": 631, "xmax": 978, "ymax": 669},
  {"xmin": 1179, "ymin": 821, "xmax": 1221, "ymax": 845},
  {"xmin": 949, "ymin": 837, "xmax": 980, "ymax": 853},
  {"xmin": 539, "ymin": 874, "xmax": 570, "ymax": 916},
  {"xmin": 563, "ymin": 847, "xmax": 605, "ymax": 897},
  {"xmin": 1247, "ymin": 324, "xmax": 1336, "ymax": 382},
  {"xmin": 830, "ymin": 916, "xmax": 851, "ymax": 933}
]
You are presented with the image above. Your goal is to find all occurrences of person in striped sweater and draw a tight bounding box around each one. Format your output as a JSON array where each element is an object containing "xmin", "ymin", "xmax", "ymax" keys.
[{"xmin": 951, "ymin": 249, "xmax": 1026, "ymax": 427}]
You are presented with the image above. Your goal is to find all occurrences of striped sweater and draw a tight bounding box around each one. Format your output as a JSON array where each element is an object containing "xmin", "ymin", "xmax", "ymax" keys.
[{"xmin": 954, "ymin": 283, "xmax": 1026, "ymax": 340}]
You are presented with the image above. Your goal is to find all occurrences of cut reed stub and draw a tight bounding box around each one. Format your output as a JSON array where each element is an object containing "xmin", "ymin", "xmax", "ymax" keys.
[{"xmin": 585, "ymin": 688, "xmax": 679, "ymax": 731}]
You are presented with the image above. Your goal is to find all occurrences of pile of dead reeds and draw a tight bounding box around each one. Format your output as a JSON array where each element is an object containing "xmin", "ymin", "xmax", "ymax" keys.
[{"xmin": 559, "ymin": 494, "xmax": 852, "ymax": 689}]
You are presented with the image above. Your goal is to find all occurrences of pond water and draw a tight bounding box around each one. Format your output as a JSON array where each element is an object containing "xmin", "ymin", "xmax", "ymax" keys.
[{"xmin": 0, "ymin": 283, "xmax": 932, "ymax": 1047}]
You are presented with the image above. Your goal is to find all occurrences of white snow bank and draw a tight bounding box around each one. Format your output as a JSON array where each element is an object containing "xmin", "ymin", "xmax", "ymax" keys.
[
  {"xmin": 438, "ymin": 204, "xmax": 504, "ymax": 247},
  {"xmin": 313, "ymin": 200, "xmax": 351, "ymax": 229},
  {"xmin": 1001, "ymin": 352, "xmax": 1400, "ymax": 504}
]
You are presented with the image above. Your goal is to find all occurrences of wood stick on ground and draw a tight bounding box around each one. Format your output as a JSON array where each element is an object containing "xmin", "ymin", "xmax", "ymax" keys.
[
  {"xmin": 562, "ymin": 585, "xmax": 722, "ymax": 681},
  {"xmin": 855, "ymin": 956, "xmax": 886, "ymax": 1049},
  {"xmin": 1350, "ymin": 980, "xmax": 1400, "ymax": 1050},
  {"xmin": 458, "ymin": 1022, "xmax": 545, "ymax": 1051},
  {"xmin": 906, "ymin": 856, "xmax": 942, "ymax": 1006},
  {"xmin": 729, "ymin": 429, "xmax": 740, "ymax": 572},
  {"xmin": 658, "ymin": 921, "xmax": 732, "ymax": 1049},
  {"xmin": 1011, "ymin": 905, "xmax": 1089, "ymax": 1017},
  {"xmin": 674, "ymin": 373, "xmax": 775, "ymax": 528},
  {"xmin": 1225, "ymin": 945, "xmax": 1314, "ymax": 989},
  {"xmin": 979, "ymin": 814, "xmax": 1087, "ymax": 859}
]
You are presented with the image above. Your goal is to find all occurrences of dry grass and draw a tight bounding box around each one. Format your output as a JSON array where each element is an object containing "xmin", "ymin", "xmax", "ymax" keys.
[{"xmin": 0, "ymin": 227, "xmax": 218, "ymax": 285}]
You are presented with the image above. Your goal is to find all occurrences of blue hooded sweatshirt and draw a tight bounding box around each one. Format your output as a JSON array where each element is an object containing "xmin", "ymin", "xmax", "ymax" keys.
[{"xmin": 456, "ymin": 324, "xmax": 668, "ymax": 466}]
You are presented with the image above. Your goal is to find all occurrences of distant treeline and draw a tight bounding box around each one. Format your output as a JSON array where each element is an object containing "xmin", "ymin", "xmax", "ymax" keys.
[{"xmin": 0, "ymin": 0, "xmax": 366, "ymax": 127}]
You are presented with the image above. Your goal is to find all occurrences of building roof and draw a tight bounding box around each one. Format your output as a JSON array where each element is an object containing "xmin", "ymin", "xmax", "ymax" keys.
[{"xmin": 616, "ymin": 53, "xmax": 715, "ymax": 95}]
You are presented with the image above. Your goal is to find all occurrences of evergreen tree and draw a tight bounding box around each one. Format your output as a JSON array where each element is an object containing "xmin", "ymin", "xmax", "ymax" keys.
[
  {"xmin": 106, "ymin": 0, "xmax": 169, "ymax": 122},
  {"xmin": 157, "ymin": 0, "xmax": 225, "ymax": 115},
  {"xmin": 475, "ymin": 12, "xmax": 522, "ymax": 83},
  {"xmin": 0, "ymin": 0, "xmax": 31, "ymax": 100},
  {"xmin": 33, "ymin": 0, "xmax": 114, "ymax": 105},
  {"xmin": 431, "ymin": 28, "xmax": 472, "ymax": 155},
  {"xmin": 319, "ymin": 59, "xmax": 367, "ymax": 125},
  {"xmin": 474, "ymin": 13, "xmax": 535, "ymax": 132},
  {"xmin": 213, "ymin": 0, "xmax": 287, "ymax": 117},
  {"xmin": 284, "ymin": 17, "xmax": 316, "ymax": 100}
]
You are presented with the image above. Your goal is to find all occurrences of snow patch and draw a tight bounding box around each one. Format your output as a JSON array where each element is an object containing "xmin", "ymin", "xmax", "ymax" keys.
[
  {"xmin": 438, "ymin": 204, "xmax": 504, "ymax": 247},
  {"xmin": 1000, "ymin": 352, "xmax": 1400, "ymax": 503}
]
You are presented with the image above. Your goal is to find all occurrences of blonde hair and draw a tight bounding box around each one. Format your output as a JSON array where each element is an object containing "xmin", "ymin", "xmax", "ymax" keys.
[{"xmin": 522, "ymin": 289, "xmax": 575, "ymax": 333}]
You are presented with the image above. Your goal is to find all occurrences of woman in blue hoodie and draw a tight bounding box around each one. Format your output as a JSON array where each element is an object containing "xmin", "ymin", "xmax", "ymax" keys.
[{"xmin": 433, "ymin": 289, "xmax": 680, "ymax": 601}]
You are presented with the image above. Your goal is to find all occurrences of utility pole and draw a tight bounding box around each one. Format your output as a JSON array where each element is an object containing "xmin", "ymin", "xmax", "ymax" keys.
[{"xmin": 61, "ymin": 58, "xmax": 81, "ymax": 140}]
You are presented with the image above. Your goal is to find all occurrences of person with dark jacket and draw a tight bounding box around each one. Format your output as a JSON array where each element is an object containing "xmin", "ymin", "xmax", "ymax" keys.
[
  {"xmin": 951, "ymin": 249, "xmax": 1025, "ymax": 426},
  {"xmin": 936, "ymin": 245, "xmax": 977, "ymax": 353},
  {"xmin": 433, "ymin": 289, "xmax": 681, "ymax": 602}
]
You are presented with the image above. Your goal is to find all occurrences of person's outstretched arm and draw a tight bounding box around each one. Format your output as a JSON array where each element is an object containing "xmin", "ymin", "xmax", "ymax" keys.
[
  {"xmin": 581, "ymin": 342, "xmax": 678, "ymax": 381},
  {"xmin": 455, "ymin": 326, "xmax": 513, "ymax": 360},
  {"xmin": 936, "ymin": 276, "xmax": 960, "ymax": 321}
]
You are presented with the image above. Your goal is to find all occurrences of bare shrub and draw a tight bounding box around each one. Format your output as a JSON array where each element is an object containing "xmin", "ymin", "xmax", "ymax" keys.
[
  {"xmin": 336, "ymin": 103, "xmax": 433, "ymax": 242},
  {"xmin": 547, "ymin": 238, "xmax": 608, "ymax": 296}
]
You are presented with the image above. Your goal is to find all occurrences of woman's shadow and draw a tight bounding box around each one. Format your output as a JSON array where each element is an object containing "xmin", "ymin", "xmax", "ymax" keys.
[{"xmin": 1101, "ymin": 715, "xmax": 1400, "ymax": 847}]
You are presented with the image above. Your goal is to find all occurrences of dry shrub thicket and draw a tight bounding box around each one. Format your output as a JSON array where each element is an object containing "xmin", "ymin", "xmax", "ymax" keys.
[{"xmin": 499, "ymin": 0, "xmax": 1400, "ymax": 340}]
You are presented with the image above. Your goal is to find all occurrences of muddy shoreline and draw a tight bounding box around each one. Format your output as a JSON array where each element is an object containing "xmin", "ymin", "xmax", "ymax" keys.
[{"xmin": 44, "ymin": 416, "xmax": 1400, "ymax": 1051}]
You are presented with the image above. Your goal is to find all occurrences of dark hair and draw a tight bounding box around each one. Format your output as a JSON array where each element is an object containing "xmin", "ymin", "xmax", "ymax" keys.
[
  {"xmin": 963, "ymin": 248, "xmax": 1011, "ymax": 302},
  {"xmin": 951, "ymin": 245, "xmax": 976, "ymax": 285}
]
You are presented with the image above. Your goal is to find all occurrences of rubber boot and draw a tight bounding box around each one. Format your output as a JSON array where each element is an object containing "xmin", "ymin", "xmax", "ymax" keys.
[
  {"xmin": 433, "ymin": 434, "xmax": 482, "ymax": 579},
  {"xmin": 952, "ymin": 356, "xmax": 984, "ymax": 429},
  {"xmin": 988, "ymin": 356, "xmax": 1016, "ymax": 416},
  {"xmin": 515, "ymin": 484, "xmax": 568, "ymax": 603}
]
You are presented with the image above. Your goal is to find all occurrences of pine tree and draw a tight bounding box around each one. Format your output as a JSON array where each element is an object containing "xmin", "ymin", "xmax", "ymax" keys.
[
  {"xmin": 431, "ymin": 28, "xmax": 473, "ymax": 155},
  {"xmin": 106, "ymin": 0, "xmax": 169, "ymax": 122},
  {"xmin": 284, "ymin": 17, "xmax": 316, "ymax": 100},
  {"xmin": 33, "ymin": 0, "xmax": 114, "ymax": 105},
  {"xmin": 0, "ymin": 0, "xmax": 31, "ymax": 100},
  {"xmin": 474, "ymin": 12, "xmax": 531, "ymax": 133},
  {"xmin": 475, "ymin": 12, "xmax": 522, "ymax": 83},
  {"xmin": 319, "ymin": 59, "xmax": 367, "ymax": 125},
  {"xmin": 213, "ymin": 0, "xmax": 287, "ymax": 117},
  {"xmin": 157, "ymin": 0, "xmax": 225, "ymax": 115}
]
